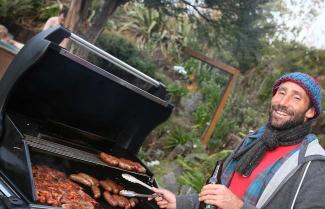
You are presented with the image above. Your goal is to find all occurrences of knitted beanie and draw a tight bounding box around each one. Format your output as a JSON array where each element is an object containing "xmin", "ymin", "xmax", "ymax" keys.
[{"xmin": 272, "ymin": 72, "xmax": 323, "ymax": 118}]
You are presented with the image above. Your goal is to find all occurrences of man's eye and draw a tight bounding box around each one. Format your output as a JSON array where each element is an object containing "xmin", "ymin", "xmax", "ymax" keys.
[{"xmin": 294, "ymin": 96, "xmax": 301, "ymax": 101}]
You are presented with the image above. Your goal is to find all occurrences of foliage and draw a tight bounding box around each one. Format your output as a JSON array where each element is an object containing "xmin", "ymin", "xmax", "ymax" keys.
[
  {"xmin": 39, "ymin": 3, "xmax": 61, "ymax": 20},
  {"xmin": 142, "ymin": 0, "xmax": 279, "ymax": 72},
  {"xmin": 89, "ymin": 31, "xmax": 156, "ymax": 77},
  {"xmin": 165, "ymin": 127, "xmax": 192, "ymax": 149},
  {"xmin": 0, "ymin": 0, "xmax": 33, "ymax": 20},
  {"xmin": 0, "ymin": 0, "xmax": 46, "ymax": 22},
  {"xmin": 176, "ymin": 150, "xmax": 232, "ymax": 192},
  {"xmin": 209, "ymin": 116, "xmax": 238, "ymax": 148},
  {"xmin": 166, "ymin": 83, "xmax": 188, "ymax": 103}
]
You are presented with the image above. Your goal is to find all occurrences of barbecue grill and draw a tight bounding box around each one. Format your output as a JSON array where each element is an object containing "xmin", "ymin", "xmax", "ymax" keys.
[{"xmin": 0, "ymin": 26, "xmax": 173, "ymax": 209}]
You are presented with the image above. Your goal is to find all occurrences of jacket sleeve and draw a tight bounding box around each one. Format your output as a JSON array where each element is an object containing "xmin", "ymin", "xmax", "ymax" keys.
[
  {"xmin": 242, "ymin": 203, "xmax": 258, "ymax": 209},
  {"xmin": 293, "ymin": 160, "xmax": 325, "ymax": 209},
  {"xmin": 175, "ymin": 194, "xmax": 259, "ymax": 209},
  {"xmin": 176, "ymin": 194, "xmax": 200, "ymax": 209}
]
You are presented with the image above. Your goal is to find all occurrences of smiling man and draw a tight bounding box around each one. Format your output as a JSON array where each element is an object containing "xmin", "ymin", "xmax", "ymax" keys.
[{"xmin": 152, "ymin": 72, "xmax": 325, "ymax": 209}]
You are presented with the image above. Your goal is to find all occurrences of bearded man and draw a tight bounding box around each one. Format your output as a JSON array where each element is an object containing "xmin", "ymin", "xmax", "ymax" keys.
[{"xmin": 152, "ymin": 72, "xmax": 325, "ymax": 209}]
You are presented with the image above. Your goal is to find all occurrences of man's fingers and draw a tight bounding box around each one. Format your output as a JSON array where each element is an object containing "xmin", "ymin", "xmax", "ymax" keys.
[
  {"xmin": 157, "ymin": 200, "xmax": 168, "ymax": 205},
  {"xmin": 202, "ymin": 199, "xmax": 219, "ymax": 207},
  {"xmin": 202, "ymin": 184, "xmax": 226, "ymax": 190},
  {"xmin": 199, "ymin": 194, "xmax": 218, "ymax": 201},
  {"xmin": 199, "ymin": 188, "xmax": 222, "ymax": 197},
  {"xmin": 157, "ymin": 201, "xmax": 168, "ymax": 208}
]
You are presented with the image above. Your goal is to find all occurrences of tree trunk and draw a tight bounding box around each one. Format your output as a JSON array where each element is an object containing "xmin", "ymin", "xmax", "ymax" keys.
[
  {"xmin": 74, "ymin": 0, "xmax": 129, "ymax": 58},
  {"xmin": 63, "ymin": 0, "xmax": 90, "ymax": 48}
]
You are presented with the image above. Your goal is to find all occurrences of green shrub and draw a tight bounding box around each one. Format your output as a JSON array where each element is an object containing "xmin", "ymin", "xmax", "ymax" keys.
[
  {"xmin": 165, "ymin": 127, "xmax": 191, "ymax": 149},
  {"xmin": 0, "ymin": 0, "xmax": 33, "ymax": 20},
  {"xmin": 166, "ymin": 83, "xmax": 188, "ymax": 102},
  {"xmin": 193, "ymin": 103, "xmax": 210, "ymax": 129},
  {"xmin": 89, "ymin": 31, "xmax": 156, "ymax": 77},
  {"xmin": 176, "ymin": 150, "xmax": 232, "ymax": 192},
  {"xmin": 39, "ymin": 3, "xmax": 60, "ymax": 20},
  {"xmin": 0, "ymin": 0, "xmax": 45, "ymax": 21}
]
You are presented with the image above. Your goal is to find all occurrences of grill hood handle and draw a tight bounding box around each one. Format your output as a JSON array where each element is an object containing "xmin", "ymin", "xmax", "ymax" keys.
[
  {"xmin": 44, "ymin": 26, "xmax": 160, "ymax": 88},
  {"xmin": 69, "ymin": 33, "xmax": 160, "ymax": 88}
]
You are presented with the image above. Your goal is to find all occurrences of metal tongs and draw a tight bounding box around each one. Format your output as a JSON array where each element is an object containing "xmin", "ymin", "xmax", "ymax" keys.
[
  {"xmin": 121, "ymin": 173, "xmax": 162, "ymax": 197},
  {"xmin": 119, "ymin": 190, "xmax": 159, "ymax": 198},
  {"xmin": 121, "ymin": 173, "xmax": 153, "ymax": 190}
]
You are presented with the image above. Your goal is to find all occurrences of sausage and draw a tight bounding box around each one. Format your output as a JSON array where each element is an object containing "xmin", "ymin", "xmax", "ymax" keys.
[
  {"xmin": 99, "ymin": 180, "xmax": 113, "ymax": 192},
  {"xmin": 103, "ymin": 191, "xmax": 118, "ymax": 207},
  {"xmin": 118, "ymin": 158, "xmax": 135, "ymax": 171},
  {"xmin": 133, "ymin": 162, "xmax": 146, "ymax": 173},
  {"xmin": 129, "ymin": 198, "xmax": 139, "ymax": 208},
  {"xmin": 78, "ymin": 173, "xmax": 99, "ymax": 186},
  {"xmin": 69, "ymin": 174, "xmax": 92, "ymax": 187},
  {"xmin": 116, "ymin": 184, "xmax": 124, "ymax": 194},
  {"xmin": 99, "ymin": 152, "xmax": 119, "ymax": 166},
  {"xmin": 119, "ymin": 195, "xmax": 132, "ymax": 209},
  {"xmin": 104, "ymin": 179, "xmax": 120, "ymax": 194},
  {"xmin": 113, "ymin": 194, "xmax": 128, "ymax": 208},
  {"xmin": 91, "ymin": 185, "xmax": 101, "ymax": 199},
  {"xmin": 89, "ymin": 176, "xmax": 100, "ymax": 186}
]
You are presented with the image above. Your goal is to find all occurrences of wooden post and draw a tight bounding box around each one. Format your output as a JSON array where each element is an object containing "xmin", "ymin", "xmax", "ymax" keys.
[{"xmin": 182, "ymin": 47, "xmax": 240, "ymax": 145}]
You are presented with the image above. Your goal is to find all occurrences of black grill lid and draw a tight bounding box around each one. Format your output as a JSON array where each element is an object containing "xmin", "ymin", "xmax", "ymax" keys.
[{"xmin": 0, "ymin": 27, "xmax": 173, "ymax": 154}]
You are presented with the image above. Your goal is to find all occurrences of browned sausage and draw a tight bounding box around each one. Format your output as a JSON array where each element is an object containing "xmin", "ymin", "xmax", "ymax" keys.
[
  {"xmin": 99, "ymin": 152, "xmax": 119, "ymax": 166},
  {"xmin": 118, "ymin": 158, "xmax": 135, "ymax": 171},
  {"xmin": 69, "ymin": 174, "xmax": 92, "ymax": 187},
  {"xmin": 133, "ymin": 162, "xmax": 146, "ymax": 173},
  {"xmin": 78, "ymin": 173, "xmax": 99, "ymax": 186},
  {"xmin": 89, "ymin": 176, "xmax": 99, "ymax": 186},
  {"xmin": 103, "ymin": 191, "xmax": 118, "ymax": 207},
  {"xmin": 91, "ymin": 185, "xmax": 101, "ymax": 199},
  {"xmin": 116, "ymin": 184, "xmax": 124, "ymax": 194},
  {"xmin": 113, "ymin": 194, "xmax": 128, "ymax": 208},
  {"xmin": 99, "ymin": 180, "xmax": 113, "ymax": 192},
  {"xmin": 129, "ymin": 198, "xmax": 139, "ymax": 208},
  {"xmin": 119, "ymin": 195, "xmax": 132, "ymax": 209},
  {"xmin": 105, "ymin": 179, "xmax": 120, "ymax": 194}
]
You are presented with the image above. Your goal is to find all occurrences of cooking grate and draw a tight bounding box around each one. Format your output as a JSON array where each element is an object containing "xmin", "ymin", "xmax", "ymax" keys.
[{"xmin": 24, "ymin": 135, "xmax": 148, "ymax": 177}]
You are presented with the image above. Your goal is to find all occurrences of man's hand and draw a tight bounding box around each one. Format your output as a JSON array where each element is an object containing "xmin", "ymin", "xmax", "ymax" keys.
[
  {"xmin": 199, "ymin": 184, "xmax": 244, "ymax": 209},
  {"xmin": 150, "ymin": 187, "xmax": 177, "ymax": 209}
]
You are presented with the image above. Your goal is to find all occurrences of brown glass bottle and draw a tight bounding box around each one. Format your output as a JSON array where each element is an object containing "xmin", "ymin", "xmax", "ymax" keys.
[{"xmin": 199, "ymin": 160, "xmax": 223, "ymax": 209}]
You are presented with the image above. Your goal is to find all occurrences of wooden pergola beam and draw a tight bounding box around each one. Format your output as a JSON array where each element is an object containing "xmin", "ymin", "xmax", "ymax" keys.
[{"xmin": 182, "ymin": 47, "xmax": 240, "ymax": 145}]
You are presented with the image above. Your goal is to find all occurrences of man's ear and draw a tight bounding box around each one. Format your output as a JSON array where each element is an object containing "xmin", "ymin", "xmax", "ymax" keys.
[{"xmin": 305, "ymin": 107, "xmax": 316, "ymax": 119}]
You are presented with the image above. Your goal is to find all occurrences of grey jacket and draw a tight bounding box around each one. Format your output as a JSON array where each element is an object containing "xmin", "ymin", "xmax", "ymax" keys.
[{"xmin": 176, "ymin": 136, "xmax": 325, "ymax": 209}]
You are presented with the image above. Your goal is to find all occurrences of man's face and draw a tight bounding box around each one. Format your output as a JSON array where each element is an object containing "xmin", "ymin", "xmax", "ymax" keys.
[{"xmin": 269, "ymin": 81, "xmax": 315, "ymax": 130}]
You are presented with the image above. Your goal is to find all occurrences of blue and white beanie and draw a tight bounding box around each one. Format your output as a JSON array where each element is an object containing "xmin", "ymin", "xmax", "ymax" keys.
[{"xmin": 272, "ymin": 72, "xmax": 323, "ymax": 118}]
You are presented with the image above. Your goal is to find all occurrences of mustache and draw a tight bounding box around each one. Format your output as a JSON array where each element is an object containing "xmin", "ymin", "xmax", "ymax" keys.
[{"xmin": 271, "ymin": 105, "xmax": 294, "ymax": 116}]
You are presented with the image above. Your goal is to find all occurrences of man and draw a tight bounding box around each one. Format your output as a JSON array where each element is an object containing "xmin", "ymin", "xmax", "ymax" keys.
[
  {"xmin": 43, "ymin": 7, "xmax": 68, "ymax": 31},
  {"xmin": 0, "ymin": 24, "xmax": 23, "ymax": 50},
  {"xmin": 152, "ymin": 72, "xmax": 325, "ymax": 209}
]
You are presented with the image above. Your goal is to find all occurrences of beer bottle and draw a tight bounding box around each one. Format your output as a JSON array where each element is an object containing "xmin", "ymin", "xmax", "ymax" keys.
[{"xmin": 199, "ymin": 160, "xmax": 223, "ymax": 209}]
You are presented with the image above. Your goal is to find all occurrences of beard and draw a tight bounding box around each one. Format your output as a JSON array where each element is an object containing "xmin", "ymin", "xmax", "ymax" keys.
[{"xmin": 269, "ymin": 104, "xmax": 306, "ymax": 130}]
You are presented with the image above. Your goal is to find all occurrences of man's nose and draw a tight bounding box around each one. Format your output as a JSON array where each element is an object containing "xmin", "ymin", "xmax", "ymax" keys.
[{"xmin": 278, "ymin": 95, "xmax": 290, "ymax": 106}]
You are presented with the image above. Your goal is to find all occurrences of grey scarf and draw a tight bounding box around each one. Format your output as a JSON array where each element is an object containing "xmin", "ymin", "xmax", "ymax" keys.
[{"xmin": 232, "ymin": 119, "xmax": 314, "ymax": 177}]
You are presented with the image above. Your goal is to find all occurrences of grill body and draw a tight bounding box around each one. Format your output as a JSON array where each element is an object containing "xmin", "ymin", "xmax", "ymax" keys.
[{"xmin": 0, "ymin": 27, "xmax": 173, "ymax": 209}]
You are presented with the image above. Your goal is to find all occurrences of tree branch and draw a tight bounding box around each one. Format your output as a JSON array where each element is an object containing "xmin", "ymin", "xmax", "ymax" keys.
[{"xmin": 178, "ymin": 0, "xmax": 214, "ymax": 22}]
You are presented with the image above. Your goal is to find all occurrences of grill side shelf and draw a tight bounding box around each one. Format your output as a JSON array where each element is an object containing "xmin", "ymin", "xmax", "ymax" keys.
[{"xmin": 24, "ymin": 135, "xmax": 149, "ymax": 178}]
